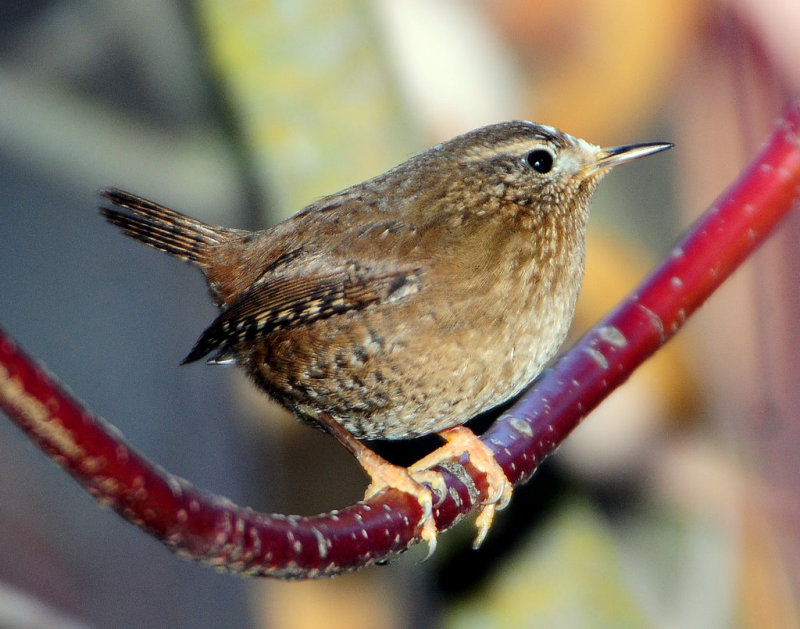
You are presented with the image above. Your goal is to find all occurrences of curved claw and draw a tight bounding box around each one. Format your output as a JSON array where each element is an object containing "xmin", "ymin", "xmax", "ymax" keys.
[
  {"xmin": 316, "ymin": 411, "xmax": 442, "ymax": 552},
  {"xmin": 409, "ymin": 425, "xmax": 512, "ymax": 548},
  {"xmin": 365, "ymin": 466, "xmax": 444, "ymax": 555}
]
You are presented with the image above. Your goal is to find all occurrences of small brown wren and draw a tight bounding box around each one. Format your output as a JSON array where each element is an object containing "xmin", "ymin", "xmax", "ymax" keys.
[{"xmin": 101, "ymin": 121, "xmax": 671, "ymax": 549}]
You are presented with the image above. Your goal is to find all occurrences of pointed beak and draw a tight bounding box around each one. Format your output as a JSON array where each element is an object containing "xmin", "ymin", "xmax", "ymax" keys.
[{"xmin": 585, "ymin": 141, "xmax": 673, "ymax": 174}]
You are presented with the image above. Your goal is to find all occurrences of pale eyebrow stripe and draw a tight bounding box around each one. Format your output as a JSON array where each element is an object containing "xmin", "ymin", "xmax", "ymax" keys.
[{"xmin": 461, "ymin": 136, "xmax": 567, "ymax": 162}]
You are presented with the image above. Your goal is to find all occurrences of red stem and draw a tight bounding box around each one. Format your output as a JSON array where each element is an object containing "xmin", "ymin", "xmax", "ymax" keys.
[{"xmin": 2, "ymin": 99, "xmax": 800, "ymax": 578}]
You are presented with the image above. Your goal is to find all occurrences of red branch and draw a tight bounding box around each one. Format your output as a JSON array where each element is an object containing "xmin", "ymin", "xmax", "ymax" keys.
[{"xmin": 2, "ymin": 99, "xmax": 800, "ymax": 579}]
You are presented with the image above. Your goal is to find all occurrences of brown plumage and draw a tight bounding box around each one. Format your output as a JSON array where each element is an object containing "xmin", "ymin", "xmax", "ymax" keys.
[{"xmin": 101, "ymin": 122, "xmax": 670, "ymax": 547}]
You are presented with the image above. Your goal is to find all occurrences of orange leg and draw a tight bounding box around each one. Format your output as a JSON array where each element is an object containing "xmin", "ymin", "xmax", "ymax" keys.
[
  {"xmin": 316, "ymin": 412, "xmax": 443, "ymax": 553},
  {"xmin": 317, "ymin": 413, "xmax": 511, "ymax": 553},
  {"xmin": 409, "ymin": 425, "xmax": 512, "ymax": 548}
]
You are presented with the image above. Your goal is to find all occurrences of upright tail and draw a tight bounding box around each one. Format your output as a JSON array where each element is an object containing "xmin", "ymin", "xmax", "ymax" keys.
[{"xmin": 100, "ymin": 188, "xmax": 229, "ymax": 267}]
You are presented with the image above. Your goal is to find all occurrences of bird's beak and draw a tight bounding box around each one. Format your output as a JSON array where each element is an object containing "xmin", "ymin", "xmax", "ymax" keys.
[{"xmin": 585, "ymin": 142, "xmax": 673, "ymax": 174}]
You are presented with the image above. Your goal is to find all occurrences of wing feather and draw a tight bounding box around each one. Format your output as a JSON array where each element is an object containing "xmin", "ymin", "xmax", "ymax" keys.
[{"xmin": 182, "ymin": 263, "xmax": 424, "ymax": 364}]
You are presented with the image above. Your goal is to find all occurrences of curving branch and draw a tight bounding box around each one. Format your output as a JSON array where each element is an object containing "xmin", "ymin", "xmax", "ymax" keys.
[{"xmin": 2, "ymin": 98, "xmax": 800, "ymax": 579}]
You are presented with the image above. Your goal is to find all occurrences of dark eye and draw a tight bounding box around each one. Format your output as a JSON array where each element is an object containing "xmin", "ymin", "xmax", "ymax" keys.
[{"xmin": 526, "ymin": 149, "xmax": 554, "ymax": 173}]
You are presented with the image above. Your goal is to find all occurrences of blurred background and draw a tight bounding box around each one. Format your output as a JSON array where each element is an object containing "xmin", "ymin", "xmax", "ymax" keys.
[{"xmin": 1, "ymin": 1, "xmax": 799, "ymax": 627}]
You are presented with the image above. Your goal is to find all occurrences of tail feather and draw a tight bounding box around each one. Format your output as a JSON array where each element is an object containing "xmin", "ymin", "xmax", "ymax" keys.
[{"xmin": 100, "ymin": 188, "xmax": 228, "ymax": 266}]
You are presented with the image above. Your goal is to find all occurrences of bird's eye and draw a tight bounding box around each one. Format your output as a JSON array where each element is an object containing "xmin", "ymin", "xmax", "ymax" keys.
[{"xmin": 525, "ymin": 149, "xmax": 554, "ymax": 174}]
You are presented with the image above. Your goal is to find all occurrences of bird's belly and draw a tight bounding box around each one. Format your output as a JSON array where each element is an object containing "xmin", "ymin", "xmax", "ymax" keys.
[{"xmin": 249, "ymin": 283, "xmax": 577, "ymax": 440}]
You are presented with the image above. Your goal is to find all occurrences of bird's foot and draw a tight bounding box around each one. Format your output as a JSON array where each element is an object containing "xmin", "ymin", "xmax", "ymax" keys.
[
  {"xmin": 361, "ymin": 447, "xmax": 445, "ymax": 557},
  {"xmin": 409, "ymin": 425, "xmax": 511, "ymax": 549}
]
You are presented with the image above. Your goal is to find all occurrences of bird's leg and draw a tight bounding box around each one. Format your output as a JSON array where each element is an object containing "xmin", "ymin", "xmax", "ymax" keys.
[
  {"xmin": 408, "ymin": 425, "xmax": 512, "ymax": 549},
  {"xmin": 315, "ymin": 412, "xmax": 443, "ymax": 553}
]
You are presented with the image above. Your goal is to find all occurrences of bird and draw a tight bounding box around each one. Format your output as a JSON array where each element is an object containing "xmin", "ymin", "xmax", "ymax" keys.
[{"xmin": 100, "ymin": 121, "xmax": 671, "ymax": 550}]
